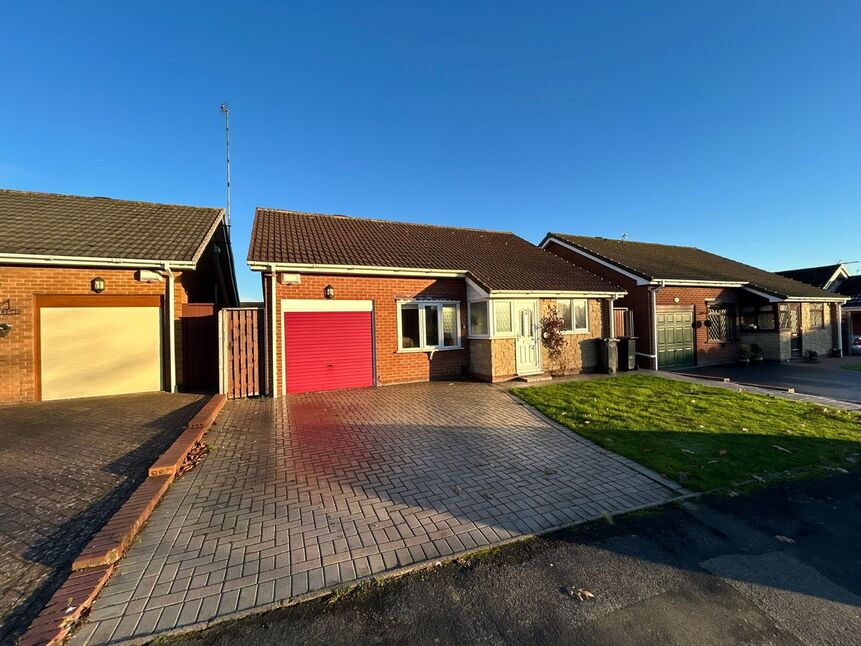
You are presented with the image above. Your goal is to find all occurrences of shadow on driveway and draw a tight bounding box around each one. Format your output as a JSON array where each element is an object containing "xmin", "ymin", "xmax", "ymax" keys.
[
  {"xmin": 163, "ymin": 470, "xmax": 861, "ymax": 646},
  {"xmin": 0, "ymin": 392, "xmax": 206, "ymax": 644}
]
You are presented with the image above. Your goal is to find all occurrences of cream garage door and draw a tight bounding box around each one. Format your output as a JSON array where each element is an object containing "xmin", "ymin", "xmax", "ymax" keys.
[{"xmin": 40, "ymin": 306, "xmax": 162, "ymax": 400}]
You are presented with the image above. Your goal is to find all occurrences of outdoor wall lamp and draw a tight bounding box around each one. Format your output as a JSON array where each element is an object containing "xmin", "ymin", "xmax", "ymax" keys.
[
  {"xmin": 91, "ymin": 277, "xmax": 106, "ymax": 293},
  {"xmin": 323, "ymin": 284, "xmax": 335, "ymax": 299}
]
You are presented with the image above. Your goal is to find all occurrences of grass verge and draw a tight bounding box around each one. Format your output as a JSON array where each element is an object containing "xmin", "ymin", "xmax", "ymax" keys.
[{"xmin": 513, "ymin": 374, "xmax": 860, "ymax": 491}]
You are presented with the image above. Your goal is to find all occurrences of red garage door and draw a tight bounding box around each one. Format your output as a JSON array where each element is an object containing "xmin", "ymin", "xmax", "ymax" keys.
[{"xmin": 283, "ymin": 310, "xmax": 374, "ymax": 394}]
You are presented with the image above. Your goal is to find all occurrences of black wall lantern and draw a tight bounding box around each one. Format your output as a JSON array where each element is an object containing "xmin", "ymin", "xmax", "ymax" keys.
[
  {"xmin": 91, "ymin": 276, "xmax": 106, "ymax": 293},
  {"xmin": 323, "ymin": 284, "xmax": 335, "ymax": 300}
]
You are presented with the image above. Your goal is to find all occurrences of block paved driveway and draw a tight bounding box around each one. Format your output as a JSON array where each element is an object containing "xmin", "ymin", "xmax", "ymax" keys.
[
  {"xmin": 75, "ymin": 382, "xmax": 682, "ymax": 645},
  {"xmin": 0, "ymin": 393, "xmax": 207, "ymax": 644}
]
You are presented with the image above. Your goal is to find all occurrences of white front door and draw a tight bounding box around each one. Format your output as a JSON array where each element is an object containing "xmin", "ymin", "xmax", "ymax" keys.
[{"xmin": 515, "ymin": 301, "xmax": 541, "ymax": 375}]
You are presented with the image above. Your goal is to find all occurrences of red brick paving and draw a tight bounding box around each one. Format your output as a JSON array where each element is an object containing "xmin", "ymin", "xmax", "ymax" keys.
[{"xmin": 76, "ymin": 383, "xmax": 680, "ymax": 644}]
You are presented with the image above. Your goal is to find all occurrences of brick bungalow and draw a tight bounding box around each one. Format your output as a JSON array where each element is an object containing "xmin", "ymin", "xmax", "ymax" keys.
[
  {"xmin": 777, "ymin": 263, "xmax": 861, "ymax": 355},
  {"xmin": 247, "ymin": 209, "xmax": 625, "ymax": 395},
  {"xmin": 837, "ymin": 276, "xmax": 861, "ymax": 354},
  {"xmin": 540, "ymin": 234, "xmax": 847, "ymax": 369},
  {"xmin": 0, "ymin": 189, "xmax": 239, "ymax": 404}
]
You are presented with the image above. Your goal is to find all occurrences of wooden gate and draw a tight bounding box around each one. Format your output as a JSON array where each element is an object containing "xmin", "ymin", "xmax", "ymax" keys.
[
  {"xmin": 181, "ymin": 303, "xmax": 218, "ymax": 391},
  {"xmin": 219, "ymin": 307, "xmax": 263, "ymax": 398},
  {"xmin": 614, "ymin": 308, "xmax": 634, "ymax": 337}
]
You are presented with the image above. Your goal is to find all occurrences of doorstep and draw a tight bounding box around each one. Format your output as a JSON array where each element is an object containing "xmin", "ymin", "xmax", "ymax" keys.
[{"xmin": 515, "ymin": 373, "xmax": 552, "ymax": 383}]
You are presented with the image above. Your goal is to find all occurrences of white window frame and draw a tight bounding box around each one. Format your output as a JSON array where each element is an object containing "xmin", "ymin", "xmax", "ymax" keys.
[
  {"xmin": 557, "ymin": 298, "xmax": 590, "ymax": 334},
  {"xmin": 467, "ymin": 300, "xmax": 490, "ymax": 339},
  {"xmin": 397, "ymin": 300, "xmax": 462, "ymax": 352},
  {"xmin": 492, "ymin": 300, "xmax": 515, "ymax": 337}
]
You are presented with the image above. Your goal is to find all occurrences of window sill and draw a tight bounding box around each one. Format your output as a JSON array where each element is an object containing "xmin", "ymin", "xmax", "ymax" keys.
[
  {"xmin": 562, "ymin": 329, "xmax": 589, "ymax": 335},
  {"xmin": 397, "ymin": 346, "xmax": 463, "ymax": 354}
]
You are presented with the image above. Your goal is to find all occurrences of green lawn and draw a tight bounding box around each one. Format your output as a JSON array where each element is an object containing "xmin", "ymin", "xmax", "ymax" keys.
[
  {"xmin": 513, "ymin": 374, "xmax": 860, "ymax": 491},
  {"xmin": 842, "ymin": 362, "xmax": 861, "ymax": 371}
]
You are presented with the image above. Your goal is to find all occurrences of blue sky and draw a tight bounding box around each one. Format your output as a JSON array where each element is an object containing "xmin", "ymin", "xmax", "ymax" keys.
[{"xmin": 2, "ymin": 2, "xmax": 859, "ymax": 299}]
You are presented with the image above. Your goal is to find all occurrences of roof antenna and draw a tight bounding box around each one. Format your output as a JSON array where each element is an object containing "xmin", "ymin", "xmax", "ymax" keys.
[
  {"xmin": 219, "ymin": 103, "xmax": 231, "ymax": 229},
  {"xmin": 621, "ymin": 232, "xmax": 628, "ymax": 242}
]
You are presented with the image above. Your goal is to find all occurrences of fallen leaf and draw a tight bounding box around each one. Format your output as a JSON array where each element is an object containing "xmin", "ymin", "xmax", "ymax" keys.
[
  {"xmin": 566, "ymin": 587, "xmax": 595, "ymax": 601},
  {"xmin": 719, "ymin": 449, "xmax": 727, "ymax": 456},
  {"xmin": 773, "ymin": 445, "xmax": 792, "ymax": 454},
  {"xmin": 681, "ymin": 449, "xmax": 696, "ymax": 454}
]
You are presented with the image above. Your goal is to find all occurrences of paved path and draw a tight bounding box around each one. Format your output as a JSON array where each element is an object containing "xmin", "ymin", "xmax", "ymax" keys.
[
  {"xmin": 0, "ymin": 393, "xmax": 206, "ymax": 644},
  {"xmin": 160, "ymin": 470, "xmax": 861, "ymax": 646},
  {"xmin": 75, "ymin": 382, "xmax": 680, "ymax": 644}
]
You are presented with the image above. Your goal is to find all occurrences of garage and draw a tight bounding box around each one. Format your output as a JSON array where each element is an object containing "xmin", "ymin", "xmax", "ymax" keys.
[
  {"xmin": 282, "ymin": 300, "xmax": 374, "ymax": 394},
  {"xmin": 38, "ymin": 296, "xmax": 163, "ymax": 401},
  {"xmin": 656, "ymin": 308, "xmax": 694, "ymax": 369}
]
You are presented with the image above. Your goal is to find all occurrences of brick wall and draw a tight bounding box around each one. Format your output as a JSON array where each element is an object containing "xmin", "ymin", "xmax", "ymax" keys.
[
  {"xmin": 655, "ymin": 286, "xmax": 743, "ymax": 367},
  {"xmin": 0, "ymin": 265, "xmax": 186, "ymax": 405},
  {"xmin": 800, "ymin": 302, "xmax": 835, "ymax": 355},
  {"xmin": 543, "ymin": 241, "xmax": 654, "ymax": 364},
  {"xmin": 539, "ymin": 298, "xmax": 605, "ymax": 375},
  {"xmin": 271, "ymin": 274, "xmax": 469, "ymax": 394},
  {"xmin": 468, "ymin": 338, "xmax": 492, "ymax": 380}
]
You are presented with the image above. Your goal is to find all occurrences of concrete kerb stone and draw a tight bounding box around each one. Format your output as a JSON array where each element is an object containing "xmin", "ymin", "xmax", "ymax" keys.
[{"xmin": 17, "ymin": 394, "xmax": 225, "ymax": 646}]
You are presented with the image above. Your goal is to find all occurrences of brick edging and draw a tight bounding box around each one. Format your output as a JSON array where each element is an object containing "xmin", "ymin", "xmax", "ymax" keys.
[{"xmin": 18, "ymin": 394, "xmax": 227, "ymax": 646}]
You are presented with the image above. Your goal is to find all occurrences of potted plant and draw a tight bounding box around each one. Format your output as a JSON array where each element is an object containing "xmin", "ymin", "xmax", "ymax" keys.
[
  {"xmin": 0, "ymin": 322, "xmax": 11, "ymax": 338},
  {"xmin": 750, "ymin": 343, "xmax": 764, "ymax": 362},
  {"xmin": 738, "ymin": 344, "xmax": 751, "ymax": 365}
]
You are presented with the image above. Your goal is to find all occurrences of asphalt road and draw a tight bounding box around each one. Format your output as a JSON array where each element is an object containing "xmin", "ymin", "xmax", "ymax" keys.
[
  {"xmin": 687, "ymin": 356, "xmax": 861, "ymax": 404},
  {"xmin": 164, "ymin": 471, "xmax": 861, "ymax": 646}
]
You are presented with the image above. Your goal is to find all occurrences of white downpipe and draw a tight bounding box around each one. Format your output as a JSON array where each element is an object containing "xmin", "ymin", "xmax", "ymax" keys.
[
  {"xmin": 837, "ymin": 303, "xmax": 844, "ymax": 357},
  {"xmin": 269, "ymin": 265, "xmax": 279, "ymax": 398},
  {"xmin": 162, "ymin": 265, "xmax": 177, "ymax": 393},
  {"xmin": 608, "ymin": 298, "xmax": 615, "ymax": 338},
  {"xmin": 650, "ymin": 281, "xmax": 666, "ymax": 370}
]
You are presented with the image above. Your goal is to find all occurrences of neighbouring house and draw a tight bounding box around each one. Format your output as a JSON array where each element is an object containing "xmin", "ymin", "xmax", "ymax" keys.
[
  {"xmin": 247, "ymin": 209, "xmax": 625, "ymax": 395},
  {"xmin": 837, "ymin": 276, "xmax": 861, "ymax": 354},
  {"xmin": 0, "ymin": 189, "xmax": 239, "ymax": 404},
  {"xmin": 777, "ymin": 263, "xmax": 861, "ymax": 355},
  {"xmin": 540, "ymin": 234, "xmax": 847, "ymax": 369}
]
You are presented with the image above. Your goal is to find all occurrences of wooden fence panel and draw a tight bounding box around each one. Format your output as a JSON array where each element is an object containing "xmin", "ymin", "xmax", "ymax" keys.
[
  {"xmin": 614, "ymin": 308, "xmax": 634, "ymax": 337},
  {"xmin": 220, "ymin": 307, "xmax": 263, "ymax": 398}
]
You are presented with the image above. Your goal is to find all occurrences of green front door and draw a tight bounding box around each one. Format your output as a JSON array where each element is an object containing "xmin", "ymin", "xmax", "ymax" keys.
[{"xmin": 656, "ymin": 309, "xmax": 695, "ymax": 369}]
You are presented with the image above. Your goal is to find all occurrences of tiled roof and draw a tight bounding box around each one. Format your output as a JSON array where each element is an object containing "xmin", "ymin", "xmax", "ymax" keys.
[
  {"xmin": 247, "ymin": 209, "xmax": 623, "ymax": 294},
  {"xmin": 0, "ymin": 189, "xmax": 224, "ymax": 263},
  {"xmin": 548, "ymin": 234, "xmax": 843, "ymax": 300},
  {"xmin": 836, "ymin": 275, "xmax": 861, "ymax": 307},
  {"xmin": 775, "ymin": 264, "xmax": 843, "ymax": 289}
]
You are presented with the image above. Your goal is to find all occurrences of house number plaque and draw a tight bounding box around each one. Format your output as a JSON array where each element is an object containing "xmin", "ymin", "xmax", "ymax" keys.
[{"xmin": 0, "ymin": 299, "xmax": 20, "ymax": 316}]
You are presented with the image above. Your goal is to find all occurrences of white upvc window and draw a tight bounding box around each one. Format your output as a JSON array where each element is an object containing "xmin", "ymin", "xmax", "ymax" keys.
[
  {"xmin": 468, "ymin": 300, "xmax": 489, "ymax": 337},
  {"xmin": 493, "ymin": 300, "xmax": 514, "ymax": 336},
  {"xmin": 557, "ymin": 298, "xmax": 589, "ymax": 333},
  {"xmin": 398, "ymin": 301, "xmax": 461, "ymax": 351}
]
